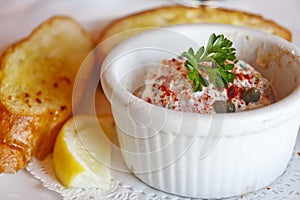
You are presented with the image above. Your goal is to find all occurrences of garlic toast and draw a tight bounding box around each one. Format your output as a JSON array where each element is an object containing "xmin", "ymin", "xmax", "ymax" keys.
[
  {"xmin": 98, "ymin": 6, "xmax": 291, "ymax": 56},
  {"xmin": 0, "ymin": 16, "xmax": 94, "ymax": 173}
]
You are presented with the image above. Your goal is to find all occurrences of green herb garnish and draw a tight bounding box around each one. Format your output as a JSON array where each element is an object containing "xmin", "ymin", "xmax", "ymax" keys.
[{"xmin": 181, "ymin": 33, "xmax": 237, "ymax": 92}]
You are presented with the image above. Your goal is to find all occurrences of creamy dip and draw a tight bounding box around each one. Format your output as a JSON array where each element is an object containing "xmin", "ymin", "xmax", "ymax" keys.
[{"xmin": 136, "ymin": 58, "xmax": 275, "ymax": 113}]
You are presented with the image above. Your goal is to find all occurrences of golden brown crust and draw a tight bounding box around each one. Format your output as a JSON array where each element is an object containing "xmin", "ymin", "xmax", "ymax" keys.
[
  {"xmin": 35, "ymin": 119, "xmax": 66, "ymax": 160},
  {"xmin": 0, "ymin": 144, "xmax": 27, "ymax": 173},
  {"xmin": 0, "ymin": 102, "xmax": 44, "ymax": 173},
  {"xmin": 98, "ymin": 5, "xmax": 291, "ymax": 55},
  {"xmin": 0, "ymin": 16, "xmax": 94, "ymax": 173}
]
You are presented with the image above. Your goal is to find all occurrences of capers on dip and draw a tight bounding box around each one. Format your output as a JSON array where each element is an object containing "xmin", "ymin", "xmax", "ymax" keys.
[{"xmin": 135, "ymin": 59, "xmax": 275, "ymax": 114}]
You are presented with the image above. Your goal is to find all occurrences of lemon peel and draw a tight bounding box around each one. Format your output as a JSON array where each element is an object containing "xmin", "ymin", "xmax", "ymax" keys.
[{"xmin": 52, "ymin": 115, "xmax": 112, "ymax": 189}]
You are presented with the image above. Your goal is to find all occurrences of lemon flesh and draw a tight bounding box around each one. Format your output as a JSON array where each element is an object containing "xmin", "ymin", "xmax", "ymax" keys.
[{"xmin": 52, "ymin": 115, "xmax": 112, "ymax": 189}]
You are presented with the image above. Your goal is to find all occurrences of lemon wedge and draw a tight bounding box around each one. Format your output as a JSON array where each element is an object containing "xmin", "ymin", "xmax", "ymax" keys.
[{"xmin": 52, "ymin": 115, "xmax": 112, "ymax": 189}]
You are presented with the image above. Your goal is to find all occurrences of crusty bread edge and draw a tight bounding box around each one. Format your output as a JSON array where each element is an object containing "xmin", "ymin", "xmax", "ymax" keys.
[
  {"xmin": 0, "ymin": 15, "xmax": 95, "ymax": 76},
  {"xmin": 98, "ymin": 5, "xmax": 292, "ymax": 44},
  {"xmin": 0, "ymin": 16, "xmax": 95, "ymax": 173}
]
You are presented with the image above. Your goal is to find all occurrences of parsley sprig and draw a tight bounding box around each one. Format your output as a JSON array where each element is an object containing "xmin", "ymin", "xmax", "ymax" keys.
[{"xmin": 181, "ymin": 33, "xmax": 237, "ymax": 92}]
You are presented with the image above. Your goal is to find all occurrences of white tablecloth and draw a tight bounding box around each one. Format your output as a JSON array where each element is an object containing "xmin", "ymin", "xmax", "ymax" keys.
[{"xmin": 0, "ymin": 1, "xmax": 299, "ymax": 199}]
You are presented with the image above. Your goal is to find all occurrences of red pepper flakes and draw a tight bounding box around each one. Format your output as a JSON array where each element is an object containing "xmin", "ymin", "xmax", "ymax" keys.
[
  {"xmin": 297, "ymin": 152, "xmax": 300, "ymax": 156},
  {"xmin": 159, "ymin": 85, "xmax": 178, "ymax": 102},
  {"xmin": 146, "ymin": 98, "xmax": 152, "ymax": 104},
  {"xmin": 139, "ymin": 59, "xmax": 275, "ymax": 114},
  {"xmin": 235, "ymin": 73, "xmax": 252, "ymax": 81},
  {"xmin": 227, "ymin": 85, "xmax": 238, "ymax": 100}
]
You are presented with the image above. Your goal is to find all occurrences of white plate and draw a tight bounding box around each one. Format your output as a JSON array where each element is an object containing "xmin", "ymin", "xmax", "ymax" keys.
[
  {"xmin": 26, "ymin": 130, "xmax": 300, "ymax": 200},
  {"xmin": 0, "ymin": 1, "xmax": 300, "ymax": 199}
]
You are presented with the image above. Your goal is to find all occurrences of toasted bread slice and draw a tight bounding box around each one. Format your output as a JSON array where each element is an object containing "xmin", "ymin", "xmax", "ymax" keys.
[
  {"xmin": 0, "ymin": 16, "xmax": 94, "ymax": 173},
  {"xmin": 98, "ymin": 5, "xmax": 291, "ymax": 56}
]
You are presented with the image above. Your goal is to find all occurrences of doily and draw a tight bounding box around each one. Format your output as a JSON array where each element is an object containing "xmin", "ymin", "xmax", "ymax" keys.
[{"xmin": 27, "ymin": 133, "xmax": 300, "ymax": 200}]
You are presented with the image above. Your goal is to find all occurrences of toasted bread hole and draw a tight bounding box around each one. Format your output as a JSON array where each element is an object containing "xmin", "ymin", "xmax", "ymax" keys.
[
  {"xmin": 36, "ymin": 91, "xmax": 42, "ymax": 96},
  {"xmin": 60, "ymin": 105, "xmax": 67, "ymax": 111},
  {"xmin": 24, "ymin": 93, "xmax": 30, "ymax": 98},
  {"xmin": 54, "ymin": 82, "xmax": 58, "ymax": 88},
  {"xmin": 36, "ymin": 98, "xmax": 42, "ymax": 104}
]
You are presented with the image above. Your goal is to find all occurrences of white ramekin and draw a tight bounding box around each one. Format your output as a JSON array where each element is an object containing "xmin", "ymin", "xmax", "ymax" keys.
[{"xmin": 101, "ymin": 24, "xmax": 300, "ymax": 199}]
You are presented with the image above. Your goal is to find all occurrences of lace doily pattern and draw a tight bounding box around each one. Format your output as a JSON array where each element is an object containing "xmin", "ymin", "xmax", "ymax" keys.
[{"xmin": 27, "ymin": 133, "xmax": 300, "ymax": 200}]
